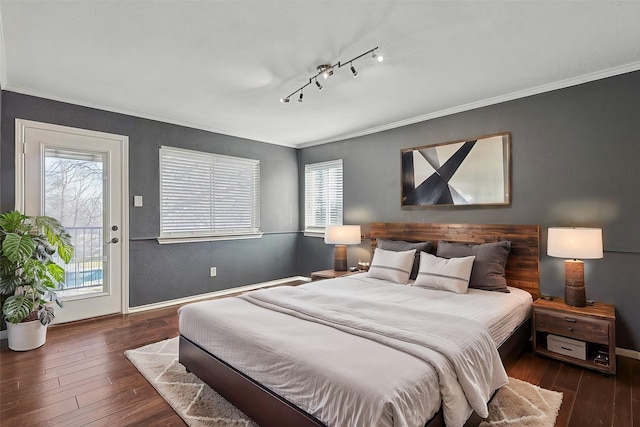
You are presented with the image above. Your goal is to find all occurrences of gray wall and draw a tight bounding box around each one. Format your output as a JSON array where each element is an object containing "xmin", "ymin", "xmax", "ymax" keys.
[
  {"xmin": 299, "ymin": 70, "xmax": 640, "ymax": 351},
  {"xmin": 0, "ymin": 91, "xmax": 300, "ymax": 307},
  {"xmin": 2, "ymin": 70, "xmax": 639, "ymax": 351}
]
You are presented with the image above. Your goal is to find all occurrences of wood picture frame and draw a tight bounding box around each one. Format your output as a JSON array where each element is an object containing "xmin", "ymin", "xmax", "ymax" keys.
[{"xmin": 401, "ymin": 132, "xmax": 511, "ymax": 207}]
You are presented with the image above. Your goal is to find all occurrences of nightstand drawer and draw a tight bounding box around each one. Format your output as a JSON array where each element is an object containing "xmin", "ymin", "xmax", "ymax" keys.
[{"xmin": 535, "ymin": 310, "xmax": 609, "ymax": 344}]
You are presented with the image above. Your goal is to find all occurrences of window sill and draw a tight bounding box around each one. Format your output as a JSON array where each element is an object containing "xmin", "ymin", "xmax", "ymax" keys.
[
  {"xmin": 303, "ymin": 230, "xmax": 325, "ymax": 238},
  {"xmin": 157, "ymin": 233, "xmax": 263, "ymax": 245}
]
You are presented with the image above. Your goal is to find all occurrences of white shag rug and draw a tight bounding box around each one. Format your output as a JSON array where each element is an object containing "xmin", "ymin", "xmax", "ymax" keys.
[
  {"xmin": 125, "ymin": 337, "xmax": 256, "ymax": 427},
  {"xmin": 480, "ymin": 377, "xmax": 563, "ymax": 427},
  {"xmin": 126, "ymin": 337, "xmax": 562, "ymax": 427}
]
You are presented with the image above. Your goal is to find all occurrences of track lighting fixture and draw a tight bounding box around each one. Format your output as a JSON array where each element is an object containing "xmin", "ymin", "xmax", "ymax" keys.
[
  {"xmin": 350, "ymin": 64, "xmax": 359, "ymax": 78},
  {"xmin": 280, "ymin": 46, "xmax": 382, "ymax": 103}
]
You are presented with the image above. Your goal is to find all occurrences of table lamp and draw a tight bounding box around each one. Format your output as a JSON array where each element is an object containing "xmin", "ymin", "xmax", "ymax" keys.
[
  {"xmin": 547, "ymin": 227, "xmax": 603, "ymax": 307},
  {"xmin": 324, "ymin": 225, "xmax": 361, "ymax": 271}
]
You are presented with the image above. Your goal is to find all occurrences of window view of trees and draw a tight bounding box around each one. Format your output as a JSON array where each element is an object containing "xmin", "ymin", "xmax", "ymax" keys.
[{"xmin": 44, "ymin": 150, "xmax": 104, "ymax": 291}]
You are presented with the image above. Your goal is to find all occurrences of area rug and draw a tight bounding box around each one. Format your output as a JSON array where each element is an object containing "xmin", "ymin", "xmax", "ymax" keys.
[
  {"xmin": 479, "ymin": 377, "xmax": 562, "ymax": 427},
  {"xmin": 126, "ymin": 337, "xmax": 562, "ymax": 427},
  {"xmin": 125, "ymin": 337, "xmax": 256, "ymax": 427}
]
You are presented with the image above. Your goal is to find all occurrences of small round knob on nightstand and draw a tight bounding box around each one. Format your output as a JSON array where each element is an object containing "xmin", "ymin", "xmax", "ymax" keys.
[{"xmin": 568, "ymin": 327, "xmax": 574, "ymax": 332}]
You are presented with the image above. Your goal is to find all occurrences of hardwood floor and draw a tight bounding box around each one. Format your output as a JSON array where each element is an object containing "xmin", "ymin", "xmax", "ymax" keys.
[
  {"xmin": 1, "ymin": 301, "xmax": 639, "ymax": 426},
  {"xmin": 0, "ymin": 306, "xmax": 185, "ymax": 426},
  {"xmin": 506, "ymin": 347, "xmax": 640, "ymax": 427}
]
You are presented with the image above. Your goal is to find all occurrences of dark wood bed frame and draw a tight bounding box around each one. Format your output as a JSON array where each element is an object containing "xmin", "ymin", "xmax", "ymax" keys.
[{"xmin": 179, "ymin": 223, "xmax": 540, "ymax": 427}]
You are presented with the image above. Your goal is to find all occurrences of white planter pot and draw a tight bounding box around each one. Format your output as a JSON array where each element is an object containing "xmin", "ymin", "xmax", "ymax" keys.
[{"xmin": 7, "ymin": 320, "xmax": 48, "ymax": 351}]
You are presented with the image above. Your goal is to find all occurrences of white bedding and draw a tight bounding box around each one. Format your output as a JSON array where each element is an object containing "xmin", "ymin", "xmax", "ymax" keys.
[{"xmin": 178, "ymin": 274, "xmax": 532, "ymax": 427}]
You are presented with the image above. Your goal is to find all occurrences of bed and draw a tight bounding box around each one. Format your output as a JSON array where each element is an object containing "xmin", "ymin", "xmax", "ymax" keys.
[{"xmin": 179, "ymin": 223, "xmax": 540, "ymax": 427}]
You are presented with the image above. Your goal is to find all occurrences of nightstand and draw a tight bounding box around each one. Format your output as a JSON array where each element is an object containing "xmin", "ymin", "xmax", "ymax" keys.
[
  {"xmin": 310, "ymin": 269, "xmax": 360, "ymax": 281},
  {"xmin": 532, "ymin": 297, "xmax": 616, "ymax": 375}
]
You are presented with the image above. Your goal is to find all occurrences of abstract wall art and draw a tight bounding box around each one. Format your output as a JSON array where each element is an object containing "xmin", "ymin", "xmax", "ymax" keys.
[{"xmin": 401, "ymin": 133, "xmax": 510, "ymax": 207}]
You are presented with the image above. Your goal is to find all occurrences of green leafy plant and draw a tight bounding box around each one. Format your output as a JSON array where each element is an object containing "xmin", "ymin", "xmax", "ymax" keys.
[{"xmin": 0, "ymin": 210, "xmax": 74, "ymax": 325}]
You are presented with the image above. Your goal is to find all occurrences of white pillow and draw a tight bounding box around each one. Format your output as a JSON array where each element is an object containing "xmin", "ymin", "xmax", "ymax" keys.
[
  {"xmin": 367, "ymin": 247, "xmax": 416, "ymax": 284},
  {"xmin": 414, "ymin": 252, "xmax": 476, "ymax": 293}
]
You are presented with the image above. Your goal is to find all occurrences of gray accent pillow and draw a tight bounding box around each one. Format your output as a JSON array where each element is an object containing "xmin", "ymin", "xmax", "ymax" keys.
[
  {"xmin": 376, "ymin": 239, "xmax": 434, "ymax": 280},
  {"xmin": 436, "ymin": 240, "xmax": 511, "ymax": 293}
]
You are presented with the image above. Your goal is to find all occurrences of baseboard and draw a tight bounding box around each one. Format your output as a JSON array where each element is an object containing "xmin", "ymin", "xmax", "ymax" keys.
[
  {"xmin": 616, "ymin": 347, "xmax": 640, "ymax": 360},
  {"xmin": 127, "ymin": 276, "xmax": 311, "ymax": 313}
]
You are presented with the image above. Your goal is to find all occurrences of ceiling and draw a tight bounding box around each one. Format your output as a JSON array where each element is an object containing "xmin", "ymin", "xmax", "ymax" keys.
[{"xmin": 1, "ymin": 1, "xmax": 639, "ymax": 148}]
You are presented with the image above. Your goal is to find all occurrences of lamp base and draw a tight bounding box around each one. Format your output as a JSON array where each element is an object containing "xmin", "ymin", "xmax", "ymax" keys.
[
  {"xmin": 564, "ymin": 259, "xmax": 586, "ymax": 307},
  {"xmin": 333, "ymin": 245, "xmax": 347, "ymax": 271},
  {"xmin": 564, "ymin": 284, "xmax": 586, "ymax": 307}
]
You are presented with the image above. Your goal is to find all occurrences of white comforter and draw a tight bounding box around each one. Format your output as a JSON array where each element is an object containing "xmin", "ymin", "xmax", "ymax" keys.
[
  {"xmin": 240, "ymin": 286, "xmax": 508, "ymax": 425},
  {"xmin": 179, "ymin": 276, "xmax": 529, "ymax": 427}
]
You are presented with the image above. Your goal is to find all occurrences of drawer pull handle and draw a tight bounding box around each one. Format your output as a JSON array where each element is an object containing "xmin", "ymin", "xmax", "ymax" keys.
[
  {"xmin": 568, "ymin": 327, "xmax": 574, "ymax": 332},
  {"xmin": 561, "ymin": 346, "xmax": 572, "ymax": 351},
  {"xmin": 565, "ymin": 317, "xmax": 577, "ymax": 323}
]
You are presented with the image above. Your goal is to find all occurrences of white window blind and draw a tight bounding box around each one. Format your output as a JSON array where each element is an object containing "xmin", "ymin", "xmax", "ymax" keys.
[
  {"xmin": 159, "ymin": 146, "xmax": 260, "ymax": 241},
  {"xmin": 304, "ymin": 159, "xmax": 343, "ymax": 233}
]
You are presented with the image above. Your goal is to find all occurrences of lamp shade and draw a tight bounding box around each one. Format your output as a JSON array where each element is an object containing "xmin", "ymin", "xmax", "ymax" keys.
[
  {"xmin": 547, "ymin": 227, "xmax": 603, "ymax": 259},
  {"xmin": 324, "ymin": 225, "xmax": 361, "ymax": 245}
]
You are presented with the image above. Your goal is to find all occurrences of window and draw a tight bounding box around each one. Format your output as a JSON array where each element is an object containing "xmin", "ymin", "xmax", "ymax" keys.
[
  {"xmin": 304, "ymin": 159, "xmax": 343, "ymax": 234},
  {"xmin": 159, "ymin": 146, "xmax": 260, "ymax": 243}
]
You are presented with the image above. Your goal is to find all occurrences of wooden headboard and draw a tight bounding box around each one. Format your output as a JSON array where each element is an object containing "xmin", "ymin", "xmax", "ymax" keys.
[{"xmin": 369, "ymin": 223, "xmax": 540, "ymax": 299}]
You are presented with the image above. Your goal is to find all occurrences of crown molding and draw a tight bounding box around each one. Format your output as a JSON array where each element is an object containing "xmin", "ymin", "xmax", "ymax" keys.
[
  {"xmin": 1, "ymin": 84, "xmax": 298, "ymax": 148},
  {"xmin": 298, "ymin": 60, "xmax": 640, "ymax": 148}
]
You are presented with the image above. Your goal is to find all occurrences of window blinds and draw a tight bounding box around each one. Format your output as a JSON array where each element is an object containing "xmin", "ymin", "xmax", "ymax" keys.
[
  {"xmin": 304, "ymin": 159, "xmax": 343, "ymax": 232},
  {"xmin": 159, "ymin": 146, "xmax": 260, "ymax": 238}
]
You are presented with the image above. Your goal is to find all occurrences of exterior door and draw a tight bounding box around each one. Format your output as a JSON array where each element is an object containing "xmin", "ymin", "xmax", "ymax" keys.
[{"xmin": 16, "ymin": 119, "xmax": 129, "ymax": 324}]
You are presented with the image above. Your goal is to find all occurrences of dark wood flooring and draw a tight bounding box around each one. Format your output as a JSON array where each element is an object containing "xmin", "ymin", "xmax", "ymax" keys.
[{"xmin": 1, "ymin": 295, "xmax": 638, "ymax": 426}]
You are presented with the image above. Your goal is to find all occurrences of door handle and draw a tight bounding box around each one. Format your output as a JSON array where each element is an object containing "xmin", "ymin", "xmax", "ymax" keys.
[{"xmin": 107, "ymin": 237, "xmax": 119, "ymax": 244}]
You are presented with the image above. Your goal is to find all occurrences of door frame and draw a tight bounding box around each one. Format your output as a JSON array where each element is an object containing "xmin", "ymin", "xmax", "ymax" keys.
[{"xmin": 14, "ymin": 118, "xmax": 130, "ymax": 315}]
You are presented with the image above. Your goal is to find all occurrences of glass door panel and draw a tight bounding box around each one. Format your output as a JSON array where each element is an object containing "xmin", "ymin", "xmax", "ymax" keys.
[{"xmin": 44, "ymin": 148, "xmax": 107, "ymax": 299}]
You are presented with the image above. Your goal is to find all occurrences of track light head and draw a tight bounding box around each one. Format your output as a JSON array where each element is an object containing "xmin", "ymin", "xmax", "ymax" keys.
[
  {"xmin": 317, "ymin": 64, "xmax": 333, "ymax": 80},
  {"xmin": 372, "ymin": 50, "xmax": 383, "ymax": 62},
  {"xmin": 350, "ymin": 64, "xmax": 359, "ymax": 78},
  {"xmin": 315, "ymin": 79, "xmax": 323, "ymax": 91},
  {"xmin": 298, "ymin": 92, "xmax": 303, "ymax": 102},
  {"xmin": 280, "ymin": 97, "xmax": 290, "ymax": 103}
]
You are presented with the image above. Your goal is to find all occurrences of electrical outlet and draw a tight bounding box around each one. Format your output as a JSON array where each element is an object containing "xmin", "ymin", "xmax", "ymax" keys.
[{"xmin": 210, "ymin": 267, "xmax": 217, "ymax": 277}]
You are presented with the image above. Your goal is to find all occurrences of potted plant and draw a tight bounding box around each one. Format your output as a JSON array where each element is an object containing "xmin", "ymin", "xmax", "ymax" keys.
[{"xmin": 0, "ymin": 210, "xmax": 73, "ymax": 351}]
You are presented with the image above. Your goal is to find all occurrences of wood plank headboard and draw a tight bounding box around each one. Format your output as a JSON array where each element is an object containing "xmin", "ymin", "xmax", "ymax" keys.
[{"xmin": 369, "ymin": 223, "xmax": 540, "ymax": 299}]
